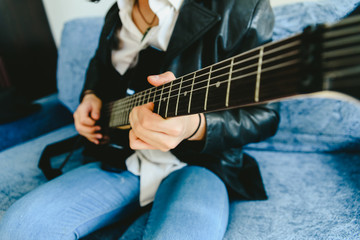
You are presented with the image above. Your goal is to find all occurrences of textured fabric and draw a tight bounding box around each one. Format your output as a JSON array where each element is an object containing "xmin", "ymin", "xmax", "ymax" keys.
[
  {"xmin": 245, "ymin": 98, "xmax": 360, "ymax": 152},
  {"xmin": 57, "ymin": 18, "xmax": 104, "ymax": 113},
  {"xmin": 1, "ymin": 0, "xmax": 359, "ymax": 239},
  {"xmin": 0, "ymin": 94, "xmax": 73, "ymax": 152},
  {"xmin": 0, "ymin": 163, "xmax": 229, "ymax": 240},
  {"xmin": 0, "ymin": 162, "xmax": 140, "ymax": 240},
  {"xmin": 126, "ymin": 149, "xmax": 186, "ymax": 206}
]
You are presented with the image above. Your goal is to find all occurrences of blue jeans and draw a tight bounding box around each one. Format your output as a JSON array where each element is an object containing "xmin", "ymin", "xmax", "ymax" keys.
[{"xmin": 0, "ymin": 162, "xmax": 229, "ymax": 239}]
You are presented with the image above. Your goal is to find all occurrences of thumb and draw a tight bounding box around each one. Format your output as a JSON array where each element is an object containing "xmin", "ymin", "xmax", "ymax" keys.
[
  {"xmin": 91, "ymin": 101, "xmax": 102, "ymax": 120},
  {"xmin": 148, "ymin": 71, "xmax": 176, "ymax": 87}
]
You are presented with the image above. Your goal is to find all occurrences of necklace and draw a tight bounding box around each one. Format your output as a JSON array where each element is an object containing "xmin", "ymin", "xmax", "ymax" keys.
[{"xmin": 135, "ymin": 0, "xmax": 157, "ymax": 26}]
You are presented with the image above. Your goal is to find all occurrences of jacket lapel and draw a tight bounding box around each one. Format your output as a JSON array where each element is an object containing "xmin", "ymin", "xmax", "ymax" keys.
[{"xmin": 164, "ymin": 0, "xmax": 220, "ymax": 61}]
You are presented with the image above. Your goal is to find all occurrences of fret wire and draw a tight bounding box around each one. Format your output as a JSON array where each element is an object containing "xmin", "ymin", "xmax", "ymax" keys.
[
  {"xmin": 204, "ymin": 66, "xmax": 212, "ymax": 111},
  {"xmin": 255, "ymin": 46, "xmax": 264, "ymax": 102},
  {"xmin": 177, "ymin": 72, "xmax": 300, "ymax": 116},
  {"xmin": 153, "ymin": 59, "xmax": 301, "ymax": 106},
  {"xmin": 147, "ymin": 88, "xmax": 152, "ymax": 104},
  {"xmin": 175, "ymin": 77, "xmax": 183, "ymax": 116},
  {"xmin": 188, "ymin": 73, "xmax": 196, "ymax": 113},
  {"xmin": 225, "ymin": 58, "xmax": 234, "ymax": 107},
  {"xmin": 157, "ymin": 84, "xmax": 164, "ymax": 115},
  {"xmin": 105, "ymin": 38, "xmax": 303, "ymax": 118},
  {"xmin": 165, "ymin": 80, "xmax": 173, "ymax": 118},
  {"xmin": 104, "ymin": 37, "xmax": 302, "ymax": 114},
  {"xmin": 106, "ymin": 52, "xmax": 301, "ymax": 117}
]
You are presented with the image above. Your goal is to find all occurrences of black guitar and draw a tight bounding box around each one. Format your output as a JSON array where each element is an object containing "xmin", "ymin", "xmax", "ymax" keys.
[{"xmin": 103, "ymin": 15, "xmax": 360, "ymax": 130}]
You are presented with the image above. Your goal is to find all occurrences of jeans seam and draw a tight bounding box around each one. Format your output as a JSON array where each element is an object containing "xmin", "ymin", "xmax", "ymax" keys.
[{"xmin": 71, "ymin": 200, "xmax": 139, "ymax": 238}]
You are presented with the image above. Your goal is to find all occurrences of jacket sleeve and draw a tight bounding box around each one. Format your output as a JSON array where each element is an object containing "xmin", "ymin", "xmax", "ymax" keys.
[
  {"xmin": 201, "ymin": 0, "xmax": 280, "ymax": 155},
  {"xmin": 80, "ymin": 3, "xmax": 119, "ymax": 102}
]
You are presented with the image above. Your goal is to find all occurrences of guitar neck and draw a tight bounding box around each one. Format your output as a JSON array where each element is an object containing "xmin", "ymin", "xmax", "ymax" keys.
[{"xmin": 105, "ymin": 15, "xmax": 360, "ymax": 129}]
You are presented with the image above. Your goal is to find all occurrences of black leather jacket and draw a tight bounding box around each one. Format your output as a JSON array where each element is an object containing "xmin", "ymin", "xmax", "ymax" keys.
[{"xmin": 82, "ymin": 0, "xmax": 279, "ymax": 200}]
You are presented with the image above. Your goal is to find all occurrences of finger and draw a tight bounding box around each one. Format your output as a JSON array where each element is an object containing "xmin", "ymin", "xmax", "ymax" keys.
[
  {"xmin": 129, "ymin": 130, "xmax": 156, "ymax": 150},
  {"xmin": 131, "ymin": 123, "xmax": 179, "ymax": 151},
  {"xmin": 90, "ymin": 101, "xmax": 102, "ymax": 120},
  {"xmin": 147, "ymin": 71, "xmax": 176, "ymax": 87},
  {"xmin": 74, "ymin": 116, "xmax": 102, "ymax": 137},
  {"xmin": 130, "ymin": 103, "xmax": 183, "ymax": 137},
  {"xmin": 77, "ymin": 107, "xmax": 97, "ymax": 126}
]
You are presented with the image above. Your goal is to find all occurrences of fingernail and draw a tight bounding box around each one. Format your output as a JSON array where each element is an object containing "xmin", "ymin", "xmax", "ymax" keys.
[{"xmin": 150, "ymin": 75, "xmax": 159, "ymax": 81}]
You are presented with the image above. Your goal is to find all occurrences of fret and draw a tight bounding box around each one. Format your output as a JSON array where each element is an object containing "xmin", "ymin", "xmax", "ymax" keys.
[
  {"xmin": 189, "ymin": 68, "xmax": 210, "ymax": 114},
  {"xmin": 204, "ymin": 66, "xmax": 212, "ymax": 111},
  {"xmin": 176, "ymin": 73, "xmax": 194, "ymax": 116},
  {"xmin": 119, "ymin": 99, "xmax": 124, "ymax": 126},
  {"xmin": 255, "ymin": 47, "xmax": 264, "ymax": 102},
  {"xmin": 175, "ymin": 77, "xmax": 183, "ymax": 116},
  {"xmin": 147, "ymin": 88, "xmax": 152, "ymax": 104},
  {"xmin": 206, "ymin": 59, "xmax": 232, "ymax": 111},
  {"xmin": 165, "ymin": 80, "xmax": 173, "ymax": 118},
  {"xmin": 108, "ymin": 102, "xmax": 116, "ymax": 127},
  {"xmin": 225, "ymin": 58, "xmax": 234, "ymax": 107},
  {"xmin": 187, "ymin": 73, "xmax": 196, "ymax": 113},
  {"xmin": 126, "ymin": 96, "xmax": 133, "ymax": 124},
  {"xmin": 141, "ymin": 90, "xmax": 146, "ymax": 105},
  {"xmin": 153, "ymin": 87, "xmax": 157, "ymax": 103},
  {"xmin": 157, "ymin": 85, "xmax": 165, "ymax": 115}
]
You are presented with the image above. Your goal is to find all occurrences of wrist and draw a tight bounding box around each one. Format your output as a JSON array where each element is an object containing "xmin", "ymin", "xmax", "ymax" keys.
[{"xmin": 187, "ymin": 113, "xmax": 205, "ymax": 141}]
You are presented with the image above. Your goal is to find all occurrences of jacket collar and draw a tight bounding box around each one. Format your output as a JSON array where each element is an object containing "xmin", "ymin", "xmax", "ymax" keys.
[
  {"xmin": 105, "ymin": 0, "xmax": 220, "ymax": 61},
  {"xmin": 163, "ymin": 0, "xmax": 220, "ymax": 61}
]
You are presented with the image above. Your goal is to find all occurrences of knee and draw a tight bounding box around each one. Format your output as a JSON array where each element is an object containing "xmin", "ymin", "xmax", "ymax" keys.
[
  {"xmin": 0, "ymin": 199, "xmax": 75, "ymax": 240},
  {"xmin": 171, "ymin": 166, "xmax": 227, "ymax": 193},
  {"xmin": 0, "ymin": 203, "xmax": 41, "ymax": 239}
]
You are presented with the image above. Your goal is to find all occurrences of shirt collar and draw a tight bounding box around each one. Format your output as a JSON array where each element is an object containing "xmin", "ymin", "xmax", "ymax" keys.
[
  {"xmin": 168, "ymin": 0, "xmax": 183, "ymax": 11},
  {"xmin": 117, "ymin": 0, "xmax": 183, "ymax": 12}
]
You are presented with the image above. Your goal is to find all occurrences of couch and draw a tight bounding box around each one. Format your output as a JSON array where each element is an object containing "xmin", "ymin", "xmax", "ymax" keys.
[{"xmin": 1, "ymin": 1, "xmax": 359, "ymax": 239}]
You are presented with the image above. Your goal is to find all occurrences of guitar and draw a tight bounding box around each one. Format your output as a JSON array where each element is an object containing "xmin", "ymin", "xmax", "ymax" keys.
[{"xmin": 102, "ymin": 15, "xmax": 360, "ymax": 130}]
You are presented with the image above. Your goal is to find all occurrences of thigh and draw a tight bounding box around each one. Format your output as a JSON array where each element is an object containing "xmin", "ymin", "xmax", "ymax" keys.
[
  {"xmin": 142, "ymin": 166, "xmax": 230, "ymax": 240},
  {"xmin": 0, "ymin": 162, "xmax": 140, "ymax": 240}
]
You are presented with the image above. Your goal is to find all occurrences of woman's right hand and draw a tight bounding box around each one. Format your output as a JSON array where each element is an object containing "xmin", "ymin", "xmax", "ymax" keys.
[{"xmin": 73, "ymin": 93, "xmax": 103, "ymax": 144}]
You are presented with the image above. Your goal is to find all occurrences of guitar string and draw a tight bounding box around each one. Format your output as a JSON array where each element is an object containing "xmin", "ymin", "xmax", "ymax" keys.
[
  {"xmin": 107, "ymin": 38, "xmax": 302, "ymax": 112},
  {"xmin": 108, "ymin": 57, "xmax": 302, "ymax": 123},
  {"xmin": 107, "ymin": 47, "xmax": 302, "ymax": 118},
  {"xmin": 108, "ymin": 19, "xmax": 360, "ymax": 115},
  {"xmin": 104, "ymin": 34, "xmax": 302, "ymax": 110},
  {"xmin": 109, "ymin": 65, "xmax": 302, "ymax": 127},
  {"xmin": 106, "ymin": 40, "xmax": 302, "ymax": 116},
  {"xmin": 108, "ymin": 59, "xmax": 301, "ymax": 126},
  {"xmin": 107, "ymin": 23, "xmax": 360, "ymax": 123}
]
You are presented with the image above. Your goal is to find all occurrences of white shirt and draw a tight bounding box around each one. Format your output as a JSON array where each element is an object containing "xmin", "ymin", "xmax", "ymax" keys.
[
  {"xmin": 113, "ymin": 0, "xmax": 186, "ymax": 207},
  {"xmin": 112, "ymin": 0, "xmax": 184, "ymax": 74}
]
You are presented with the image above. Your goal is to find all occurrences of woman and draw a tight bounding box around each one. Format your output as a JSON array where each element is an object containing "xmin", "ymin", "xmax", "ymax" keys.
[{"xmin": 0, "ymin": 0, "xmax": 279, "ymax": 239}]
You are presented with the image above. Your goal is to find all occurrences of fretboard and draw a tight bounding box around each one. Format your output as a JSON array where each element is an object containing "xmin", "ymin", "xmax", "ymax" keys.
[{"xmin": 105, "ymin": 15, "xmax": 360, "ymax": 129}]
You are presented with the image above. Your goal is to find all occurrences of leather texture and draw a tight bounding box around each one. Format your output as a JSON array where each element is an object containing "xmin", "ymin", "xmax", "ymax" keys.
[{"xmin": 82, "ymin": 0, "xmax": 279, "ymax": 200}]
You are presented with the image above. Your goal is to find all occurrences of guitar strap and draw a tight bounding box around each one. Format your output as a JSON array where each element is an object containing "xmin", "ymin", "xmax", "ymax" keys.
[{"xmin": 38, "ymin": 134, "xmax": 84, "ymax": 180}]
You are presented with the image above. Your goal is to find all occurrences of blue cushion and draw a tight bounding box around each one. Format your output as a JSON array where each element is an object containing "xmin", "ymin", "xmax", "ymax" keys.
[
  {"xmin": 57, "ymin": 17, "xmax": 104, "ymax": 113},
  {"xmin": 0, "ymin": 94, "xmax": 73, "ymax": 152},
  {"xmin": 272, "ymin": 0, "xmax": 360, "ymax": 41}
]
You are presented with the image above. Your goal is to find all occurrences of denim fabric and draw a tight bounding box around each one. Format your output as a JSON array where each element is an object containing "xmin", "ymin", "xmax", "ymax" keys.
[{"xmin": 0, "ymin": 163, "xmax": 229, "ymax": 240}]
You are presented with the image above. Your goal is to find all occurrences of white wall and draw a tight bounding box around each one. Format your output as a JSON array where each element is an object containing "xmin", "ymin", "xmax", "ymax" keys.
[
  {"xmin": 42, "ymin": 0, "xmax": 316, "ymax": 48},
  {"xmin": 42, "ymin": 0, "xmax": 116, "ymax": 47}
]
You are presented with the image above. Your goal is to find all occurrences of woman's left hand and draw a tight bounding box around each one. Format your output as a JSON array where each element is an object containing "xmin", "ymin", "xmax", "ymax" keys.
[{"xmin": 129, "ymin": 71, "xmax": 205, "ymax": 152}]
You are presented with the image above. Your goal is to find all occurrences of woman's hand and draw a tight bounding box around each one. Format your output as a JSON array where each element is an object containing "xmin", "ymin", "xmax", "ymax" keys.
[
  {"xmin": 73, "ymin": 93, "xmax": 103, "ymax": 144},
  {"xmin": 129, "ymin": 72, "xmax": 206, "ymax": 152}
]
